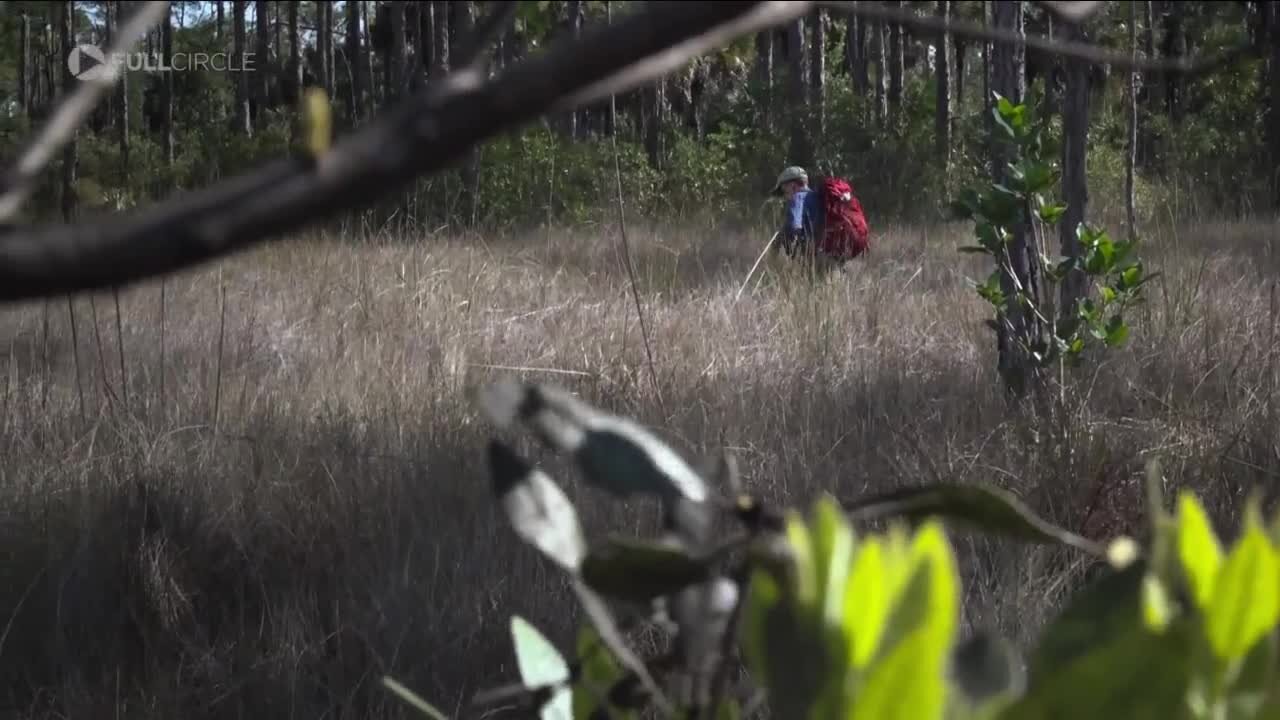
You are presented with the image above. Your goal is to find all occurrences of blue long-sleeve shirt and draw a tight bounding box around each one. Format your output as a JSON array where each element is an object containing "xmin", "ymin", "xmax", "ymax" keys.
[{"xmin": 783, "ymin": 188, "xmax": 823, "ymax": 245}]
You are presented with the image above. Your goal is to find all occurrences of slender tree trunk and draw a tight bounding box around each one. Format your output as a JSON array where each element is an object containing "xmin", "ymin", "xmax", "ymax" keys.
[
  {"xmin": 59, "ymin": 0, "xmax": 77, "ymax": 222},
  {"xmin": 216, "ymin": 0, "xmax": 224, "ymax": 44},
  {"xmin": 888, "ymin": 0, "xmax": 904, "ymax": 126},
  {"xmin": 755, "ymin": 29, "xmax": 774, "ymax": 130},
  {"xmin": 390, "ymin": 1, "xmax": 407, "ymax": 101},
  {"xmin": 420, "ymin": 1, "xmax": 435, "ymax": 80},
  {"xmin": 254, "ymin": 0, "xmax": 271, "ymax": 129},
  {"xmin": 955, "ymin": 36, "xmax": 967, "ymax": 109},
  {"xmin": 1061, "ymin": 18, "xmax": 1090, "ymax": 317},
  {"xmin": 452, "ymin": 1, "xmax": 480, "ymax": 225},
  {"xmin": 431, "ymin": 0, "xmax": 449, "ymax": 78},
  {"xmin": 162, "ymin": 5, "xmax": 174, "ymax": 165},
  {"xmin": 848, "ymin": 5, "xmax": 870, "ymax": 96},
  {"xmin": 875, "ymin": 17, "xmax": 888, "ymax": 123},
  {"xmin": 346, "ymin": 0, "xmax": 363, "ymax": 122},
  {"xmin": 18, "ymin": 12, "xmax": 30, "ymax": 117},
  {"xmin": 991, "ymin": 0, "xmax": 1036, "ymax": 398},
  {"xmin": 935, "ymin": 0, "xmax": 952, "ymax": 175},
  {"xmin": 1162, "ymin": 0, "xmax": 1185, "ymax": 123},
  {"xmin": 566, "ymin": 0, "xmax": 584, "ymax": 137},
  {"xmin": 117, "ymin": 2, "xmax": 130, "ymax": 173},
  {"xmin": 1269, "ymin": 2, "xmax": 1280, "ymax": 207},
  {"xmin": 287, "ymin": 1, "xmax": 301, "ymax": 103},
  {"xmin": 606, "ymin": 1, "xmax": 616, "ymax": 136},
  {"xmin": 810, "ymin": 8, "xmax": 826, "ymax": 144},
  {"xmin": 233, "ymin": 1, "xmax": 251, "ymax": 135},
  {"xmin": 316, "ymin": 1, "xmax": 331, "ymax": 95},
  {"xmin": 643, "ymin": 80, "xmax": 666, "ymax": 169},
  {"xmin": 982, "ymin": 0, "xmax": 992, "ymax": 173},
  {"xmin": 1138, "ymin": 0, "xmax": 1157, "ymax": 166},
  {"xmin": 1127, "ymin": 2, "xmax": 1139, "ymax": 238},
  {"xmin": 787, "ymin": 16, "xmax": 810, "ymax": 165}
]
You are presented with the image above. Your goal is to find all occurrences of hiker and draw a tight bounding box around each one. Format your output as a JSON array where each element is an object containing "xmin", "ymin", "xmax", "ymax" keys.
[{"xmin": 770, "ymin": 165, "xmax": 871, "ymax": 274}]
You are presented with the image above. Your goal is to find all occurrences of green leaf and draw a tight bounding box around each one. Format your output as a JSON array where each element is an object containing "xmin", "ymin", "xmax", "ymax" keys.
[
  {"xmin": 510, "ymin": 616, "xmax": 573, "ymax": 720},
  {"xmin": 740, "ymin": 540, "xmax": 829, "ymax": 720},
  {"xmin": 572, "ymin": 623, "xmax": 637, "ymax": 720},
  {"xmin": 1038, "ymin": 202, "xmax": 1067, "ymax": 224},
  {"xmin": 1104, "ymin": 315, "xmax": 1130, "ymax": 347},
  {"xmin": 1176, "ymin": 492, "xmax": 1223, "ymax": 611},
  {"xmin": 852, "ymin": 522, "xmax": 958, "ymax": 720},
  {"xmin": 381, "ymin": 677, "xmax": 452, "ymax": 719},
  {"xmin": 811, "ymin": 495, "xmax": 855, "ymax": 629},
  {"xmin": 1001, "ymin": 614, "xmax": 1196, "ymax": 720},
  {"xmin": 845, "ymin": 536, "xmax": 894, "ymax": 670},
  {"xmin": 843, "ymin": 483, "xmax": 1105, "ymax": 555},
  {"xmin": 1026, "ymin": 561, "xmax": 1147, "ymax": 682},
  {"xmin": 488, "ymin": 441, "xmax": 587, "ymax": 573},
  {"xmin": 1141, "ymin": 572, "xmax": 1176, "ymax": 633},
  {"xmin": 579, "ymin": 537, "xmax": 713, "ymax": 604},
  {"xmin": 1206, "ymin": 521, "xmax": 1280, "ymax": 663}
]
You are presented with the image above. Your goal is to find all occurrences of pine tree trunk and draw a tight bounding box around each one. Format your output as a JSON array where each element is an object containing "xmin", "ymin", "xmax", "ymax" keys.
[
  {"xmin": 288, "ymin": 1, "xmax": 301, "ymax": 104},
  {"xmin": 59, "ymin": 0, "xmax": 77, "ymax": 221},
  {"xmin": 216, "ymin": 1, "xmax": 224, "ymax": 44},
  {"xmin": 18, "ymin": 12, "xmax": 30, "ymax": 117},
  {"xmin": 1269, "ymin": 2, "xmax": 1280, "ymax": 207},
  {"xmin": 452, "ymin": 1, "xmax": 480, "ymax": 226},
  {"xmin": 567, "ymin": 0, "xmax": 584, "ymax": 137},
  {"xmin": 888, "ymin": 1, "xmax": 904, "ymax": 126},
  {"xmin": 955, "ymin": 35, "xmax": 967, "ymax": 109},
  {"xmin": 1061, "ymin": 18, "xmax": 1090, "ymax": 317},
  {"xmin": 254, "ymin": 0, "xmax": 271, "ymax": 129},
  {"xmin": 809, "ymin": 8, "xmax": 826, "ymax": 145},
  {"xmin": 935, "ymin": 0, "xmax": 952, "ymax": 174},
  {"xmin": 875, "ymin": 17, "xmax": 888, "ymax": 123},
  {"xmin": 390, "ymin": 1, "xmax": 407, "ymax": 101},
  {"xmin": 117, "ymin": 2, "xmax": 130, "ymax": 172},
  {"xmin": 346, "ymin": 0, "xmax": 363, "ymax": 122},
  {"xmin": 1162, "ymin": 1, "xmax": 1185, "ymax": 123},
  {"xmin": 643, "ymin": 80, "xmax": 666, "ymax": 169},
  {"xmin": 787, "ymin": 16, "xmax": 810, "ymax": 165},
  {"xmin": 233, "ymin": 1, "xmax": 251, "ymax": 135},
  {"xmin": 1127, "ymin": 2, "xmax": 1139, "ymax": 238},
  {"xmin": 991, "ymin": 0, "xmax": 1036, "ymax": 398},
  {"xmin": 162, "ymin": 6, "xmax": 174, "ymax": 166},
  {"xmin": 754, "ymin": 30, "xmax": 773, "ymax": 130},
  {"xmin": 432, "ymin": 0, "xmax": 449, "ymax": 78}
]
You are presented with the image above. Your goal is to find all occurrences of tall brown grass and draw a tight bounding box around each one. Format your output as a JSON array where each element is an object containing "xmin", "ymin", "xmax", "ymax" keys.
[{"xmin": 0, "ymin": 215, "xmax": 1276, "ymax": 718}]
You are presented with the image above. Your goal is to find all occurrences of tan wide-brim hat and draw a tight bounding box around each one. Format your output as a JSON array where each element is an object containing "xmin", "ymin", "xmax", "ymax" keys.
[{"xmin": 771, "ymin": 166, "xmax": 808, "ymax": 195}]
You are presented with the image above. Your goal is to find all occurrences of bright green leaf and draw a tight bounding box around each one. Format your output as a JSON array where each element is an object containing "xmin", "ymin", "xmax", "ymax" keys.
[
  {"xmin": 1206, "ymin": 522, "xmax": 1280, "ymax": 663},
  {"xmin": 1105, "ymin": 315, "xmax": 1130, "ymax": 347},
  {"xmin": 1176, "ymin": 492, "xmax": 1223, "ymax": 611}
]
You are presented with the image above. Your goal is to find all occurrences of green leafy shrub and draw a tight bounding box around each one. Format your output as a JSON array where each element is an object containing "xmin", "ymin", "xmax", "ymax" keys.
[{"xmin": 382, "ymin": 378, "xmax": 1280, "ymax": 720}]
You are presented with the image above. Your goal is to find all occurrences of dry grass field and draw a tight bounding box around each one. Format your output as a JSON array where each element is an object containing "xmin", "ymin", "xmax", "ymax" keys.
[{"xmin": 0, "ymin": 215, "xmax": 1277, "ymax": 717}]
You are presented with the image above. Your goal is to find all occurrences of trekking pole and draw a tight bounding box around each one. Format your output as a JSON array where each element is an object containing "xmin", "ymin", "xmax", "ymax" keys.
[{"xmin": 737, "ymin": 231, "xmax": 780, "ymax": 302}]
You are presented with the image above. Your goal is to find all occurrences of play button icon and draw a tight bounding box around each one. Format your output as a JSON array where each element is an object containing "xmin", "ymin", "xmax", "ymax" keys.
[{"xmin": 67, "ymin": 44, "xmax": 115, "ymax": 83}]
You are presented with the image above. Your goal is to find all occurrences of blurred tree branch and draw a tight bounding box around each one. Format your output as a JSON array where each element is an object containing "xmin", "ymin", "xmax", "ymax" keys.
[{"xmin": 0, "ymin": 0, "xmax": 1255, "ymax": 305}]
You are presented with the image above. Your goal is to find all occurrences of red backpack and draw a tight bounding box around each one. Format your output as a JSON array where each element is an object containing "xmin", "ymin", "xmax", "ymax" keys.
[{"xmin": 816, "ymin": 176, "xmax": 871, "ymax": 260}]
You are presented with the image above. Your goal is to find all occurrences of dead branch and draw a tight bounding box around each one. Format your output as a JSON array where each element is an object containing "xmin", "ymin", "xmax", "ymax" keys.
[
  {"xmin": 0, "ymin": 0, "xmax": 1253, "ymax": 306},
  {"xmin": 0, "ymin": 1, "xmax": 812, "ymax": 304}
]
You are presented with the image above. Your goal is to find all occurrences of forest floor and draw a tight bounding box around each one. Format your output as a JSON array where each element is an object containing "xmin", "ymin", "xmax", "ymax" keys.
[{"xmin": 0, "ymin": 216, "xmax": 1277, "ymax": 717}]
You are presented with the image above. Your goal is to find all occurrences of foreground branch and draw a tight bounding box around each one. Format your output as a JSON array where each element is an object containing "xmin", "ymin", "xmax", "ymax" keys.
[{"xmin": 0, "ymin": 1, "xmax": 812, "ymax": 304}]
